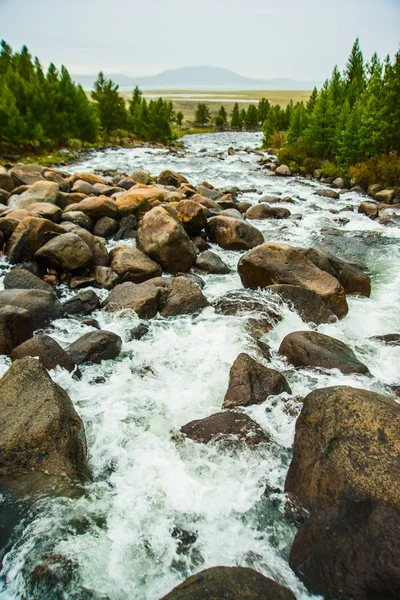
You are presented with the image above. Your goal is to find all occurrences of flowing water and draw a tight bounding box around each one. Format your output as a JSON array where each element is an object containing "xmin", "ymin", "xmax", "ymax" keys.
[{"xmin": 0, "ymin": 132, "xmax": 399, "ymax": 599}]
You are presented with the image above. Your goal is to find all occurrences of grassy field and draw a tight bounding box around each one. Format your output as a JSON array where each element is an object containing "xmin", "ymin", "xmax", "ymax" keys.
[{"xmin": 119, "ymin": 89, "xmax": 312, "ymax": 125}]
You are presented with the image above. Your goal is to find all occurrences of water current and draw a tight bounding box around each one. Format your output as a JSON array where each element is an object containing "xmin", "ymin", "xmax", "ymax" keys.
[{"xmin": 0, "ymin": 132, "xmax": 399, "ymax": 599}]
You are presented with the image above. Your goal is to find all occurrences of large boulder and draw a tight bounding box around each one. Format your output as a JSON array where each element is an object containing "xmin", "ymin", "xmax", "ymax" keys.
[
  {"xmin": 92, "ymin": 266, "xmax": 120, "ymax": 290},
  {"xmin": 137, "ymin": 206, "xmax": 197, "ymax": 273},
  {"xmin": 10, "ymin": 334, "xmax": 77, "ymax": 373},
  {"xmin": 0, "ymin": 357, "xmax": 88, "ymax": 495},
  {"xmin": 5, "ymin": 217, "xmax": 64, "ymax": 263},
  {"xmin": 222, "ymin": 353, "xmax": 291, "ymax": 409},
  {"xmin": 175, "ymin": 199, "xmax": 207, "ymax": 234},
  {"xmin": 0, "ymin": 305, "xmax": 34, "ymax": 354},
  {"xmin": 35, "ymin": 232, "xmax": 93, "ymax": 272},
  {"xmin": 315, "ymin": 188, "xmax": 340, "ymax": 200},
  {"xmin": 195, "ymin": 250, "xmax": 230, "ymax": 274},
  {"xmin": 72, "ymin": 227, "xmax": 109, "ymax": 267},
  {"xmin": 180, "ymin": 411, "xmax": 269, "ymax": 446},
  {"xmin": 275, "ymin": 165, "xmax": 291, "ymax": 176},
  {"xmin": 161, "ymin": 567, "xmax": 296, "ymax": 600},
  {"xmin": 245, "ymin": 204, "xmax": 291, "ymax": 220},
  {"xmin": 157, "ymin": 170, "xmax": 189, "ymax": 188},
  {"xmin": 238, "ymin": 243, "xmax": 348, "ymax": 319},
  {"xmin": 65, "ymin": 196, "xmax": 118, "ymax": 220},
  {"xmin": 206, "ymin": 216, "xmax": 263, "ymax": 250},
  {"xmin": 375, "ymin": 189, "xmax": 395, "ymax": 204},
  {"xmin": 61, "ymin": 210, "xmax": 93, "ymax": 231},
  {"xmin": 0, "ymin": 289, "xmax": 62, "ymax": 329},
  {"xmin": 27, "ymin": 202, "xmax": 62, "ymax": 222},
  {"xmin": 62, "ymin": 290, "xmax": 99, "ymax": 316},
  {"xmin": 3, "ymin": 268, "xmax": 54, "ymax": 294},
  {"xmin": 8, "ymin": 181, "xmax": 59, "ymax": 210},
  {"xmin": 0, "ymin": 167, "xmax": 15, "ymax": 192},
  {"xmin": 279, "ymin": 331, "xmax": 369, "ymax": 375},
  {"xmin": 267, "ymin": 285, "xmax": 336, "ymax": 324},
  {"xmin": 115, "ymin": 187, "xmax": 164, "ymax": 218},
  {"xmin": 93, "ymin": 216, "xmax": 118, "ymax": 238},
  {"xmin": 299, "ymin": 247, "xmax": 371, "ymax": 297},
  {"xmin": 67, "ymin": 330, "xmax": 122, "ymax": 365},
  {"xmin": 110, "ymin": 245, "xmax": 162, "ymax": 283},
  {"xmin": 156, "ymin": 276, "xmax": 209, "ymax": 317},
  {"xmin": 103, "ymin": 281, "xmax": 161, "ymax": 319}
]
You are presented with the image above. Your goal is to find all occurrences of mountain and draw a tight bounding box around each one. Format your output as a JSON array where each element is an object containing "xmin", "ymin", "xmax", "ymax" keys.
[{"xmin": 72, "ymin": 66, "xmax": 320, "ymax": 91}]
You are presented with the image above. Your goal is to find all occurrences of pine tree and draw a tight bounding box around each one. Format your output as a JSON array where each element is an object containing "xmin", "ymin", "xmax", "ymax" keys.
[
  {"xmin": 92, "ymin": 72, "xmax": 128, "ymax": 135},
  {"xmin": 306, "ymin": 87, "xmax": 318, "ymax": 114},
  {"xmin": 231, "ymin": 102, "xmax": 242, "ymax": 128},
  {"xmin": 257, "ymin": 98, "xmax": 270, "ymax": 124},
  {"xmin": 245, "ymin": 104, "xmax": 259, "ymax": 129},
  {"xmin": 175, "ymin": 111, "xmax": 184, "ymax": 128},
  {"xmin": 195, "ymin": 103, "xmax": 210, "ymax": 127},
  {"xmin": 217, "ymin": 105, "xmax": 227, "ymax": 124},
  {"xmin": 286, "ymin": 103, "xmax": 307, "ymax": 146},
  {"xmin": 305, "ymin": 83, "xmax": 336, "ymax": 158},
  {"xmin": 344, "ymin": 38, "xmax": 366, "ymax": 107}
]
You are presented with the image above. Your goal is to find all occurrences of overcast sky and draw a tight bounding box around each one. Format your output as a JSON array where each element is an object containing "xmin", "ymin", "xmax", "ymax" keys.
[{"xmin": 0, "ymin": 0, "xmax": 399, "ymax": 80}]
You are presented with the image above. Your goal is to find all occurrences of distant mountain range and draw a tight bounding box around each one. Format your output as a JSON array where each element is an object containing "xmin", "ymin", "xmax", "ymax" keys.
[{"xmin": 73, "ymin": 65, "xmax": 320, "ymax": 91}]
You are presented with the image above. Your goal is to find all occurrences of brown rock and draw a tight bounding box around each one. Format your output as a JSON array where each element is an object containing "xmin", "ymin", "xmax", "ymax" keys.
[
  {"xmin": 195, "ymin": 250, "xmax": 230, "ymax": 274},
  {"xmin": 115, "ymin": 187, "xmax": 164, "ymax": 218},
  {"xmin": 70, "ymin": 172, "xmax": 107, "ymax": 185},
  {"xmin": 157, "ymin": 275, "xmax": 209, "ymax": 317},
  {"xmin": 61, "ymin": 211, "xmax": 93, "ymax": 231},
  {"xmin": 92, "ymin": 266, "xmax": 120, "ymax": 290},
  {"xmin": 62, "ymin": 290, "xmax": 99, "ymax": 316},
  {"xmin": 275, "ymin": 165, "xmax": 291, "ymax": 176},
  {"xmin": 67, "ymin": 330, "xmax": 122, "ymax": 365},
  {"xmin": 267, "ymin": 284, "xmax": 336, "ymax": 324},
  {"xmin": 110, "ymin": 245, "xmax": 162, "ymax": 283},
  {"xmin": 72, "ymin": 227, "xmax": 110, "ymax": 267},
  {"xmin": 103, "ymin": 281, "xmax": 161, "ymax": 319},
  {"xmin": 3, "ymin": 268, "xmax": 54, "ymax": 294},
  {"xmin": 5, "ymin": 217, "xmax": 64, "ymax": 263},
  {"xmin": 66, "ymin": 196, "xmax": 118, "ymax": 219},
  {"xmin": 315, "ymin": 188, "xmax": 340, "ymax": 200},
  {"xmin": 0, "ymin": 167, "xmax": 15, "ymax": 192},
  {"xmin": 8, "ymin": 181, "xmax": 59, "ymax": 210},
  {"xmin": 0, "ymin": 289, "xmax": 63, "ymax": 330},
  {"xmin": 35, "ymin": 232, "xmax": 93, "ymax": 272},
  {"xmin": 245, "ymin": 204, "xmax": 291, "ymax": 219},
  {"xmin": 10, "ymin": 334, "xmax": 76, "ymax": 373},
  {"xmin": 157, "ymin": 170, "xmax": 189, "ymax": 188},
  {"xmin": 0, "ymin": 305, "xmax": 33, "ymax": 354},
  {"xmin": 180, "ymin": 411, "xmax": 269, "ymax": 446},
  {"xmin": 176, "ymin": 199, "xmax": 207, "ymax": 234},
  {"xmin": 358, "ymin": 202, "xmax": 379, "ymax": 219},
  {"xmin": 93, "ymin": 216, "xmax": 118, "ymax": 237},
  {"xmin": 206, "ymin": 216, "xmax": 263, "ymax": 250},
  {"xmin": 27, "ymin": 202, "xmax": 62, "ymax": 222}
]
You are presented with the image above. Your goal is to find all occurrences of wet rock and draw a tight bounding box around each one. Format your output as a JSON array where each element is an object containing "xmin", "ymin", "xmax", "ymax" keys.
[
  {"xmin": 0, "ymin": 168, "xmax": 15, "ymax": 192},
  {"xmin": 0, "ymin": 289, "xmax": 62, "ymax": 329},
  {"xmin": 137, "ymin": 206, "xmax": 197, "ymax": 273},
  {"xmin": 299, "ymin": 247, "xmax": 371, "ymax": 297},
  {"xmin": 157, "ymin": 170, "xmax": 189, "ymax": 188},
  {"xmin": 10, "ymin": 334, "xmax": 77, "ymax": 373},
  {"xmin": 114, "ymin": 215, "xmax": 137, "ymax": 240},
  {"xmin": 93, "ymin": 216, "xmax": 118, "ymax": 238},
  {"xmin": 71, "ymin": 227, "xmax": 109, "ymax": 267},
  {"xmin": 157, "ymin": 275, "xmax": 209, "ymax": 317},
  {"xmin": 0, "ymin": 305, "xmax": 33, "ymax": 354},
  {"xmin": 238, "ymin": 243, "xmax": 348, "ymax": 319},
  {"xmin": 371, "ymin": 333, "xmax": 400, "ymax": 345},
  {"xmin": 358, "ymin": 202, "xmax": 379, "ymax": 219},
  {"xmin": 222, "ymin": 353, "xmax": 291, "ymax": 409},
  {"xmin": 331, "ymin": 177, "xmax": 345, "ymax": 189},
  {"xmin": 275, "ymin": 165, "xmax": 291, "ymax": 176},
  {"xmin": 219, "ymin": 208, "xmax": 244, "ymax": 220},
  {"xmin": 62, "ymin": 290, "xmax": 99, "ymax": 316},
  {"xmin": 180, "ymin": 411, "xmax": 269, "ymax": 446},
  {"xmin": 8, "ymin": 181, "xmax": 59, "ymax": 210},
  {"xmin": 92, "ymin": 266, "xmax": 120, "ymax": 290},
  {"xmin": 103, "ymin": 281, "xmax": 161, "ymax": 319},
  {"xmin": 375, "ymin": 189, "xmax": 395, "ymax": 204},
  {"xmin": 267, "ymin": 284, "xmax": 336, "ymax": 324},
  {"xmin": 58, "ymin": 192, "xmax": 87, "ymax": 210},
  {"xmin": 195, "ymin": 250, "xmax": 230, "ymax": 274},
  {"xmin": 35, "ymin": 232, "xmax": 93, "ymax": 272},
  {"xmin": 279, "ymin": 331, "xmax": 369, "ymax": 374},
  {"xmin": 110, "ymin": 245, "xmax": 162, "ymax": 283},
  {"xmin": 71, "ymin": 179, "xmax": 97, "ymax": 195},
  {"xmin": 161, "ymin": 566, "xmax": 296, "ymax": 600},
  {"xmin": 206, "ymin": 215, "xmax": 263, "ymax": 250},
  {"xmin": 216, "ymin": 193, "xmax": 236, "ymax": 210},
  {"xmin": 197, "ymin": 184, "xmax": 221, "ymax": 200},
  {"xmin": 127, "ymin": 323, "xmax": 149, "ymax": 341},
  {"xmin": 0, "ymin": 215, "xmax": 19, "ymax": 239},
  {"xmin": 67, "ymin": 330, "xmax": 122, "ymax": 365},
  {"xmin": 315, "ymin": 188, "xmax": 340, "ymax": 200},
  {"xmin": 191, "ymin": 235, "xmax": 210, "ymax": 252},
  {"xmin": 245, "ymin": 204, "xmax": 291, "ymax": 220},
  {"xmin": 0, "ymin": 188, "xmax": 10, "ymax": 205},
  {"xmin": 69, "ymin": 276, "xmax": 96, "ymax": 290},
  {"xmin": 175, "ymin": 199, "xmax": 207, "ymax": 234},
  {"xmin": 115, "ymin": 187, "xmax": 164, "ymax": 217},
  {"xmin": 61, "ymin": 211, "xmax": 93, "ymax": 231},
  {"xmin": 5, "ymin": 217, "xmax": 64, "ymax": 263},
  {"xmin": 3, "ymin": 268, "xmax": 54, "ymax": 294},
  {"xmin": 66, "ymin": 196, "xmax": 118, "ymax": 220},
  {"xmin": 191, "ymin": 193, "xmax": 222, "ymax": 214},
  {"xmin": 27, "ymin": 202, "xmax": 62, "ymax": 222},
  {"xmin": 130, "ymin": 170, "xmax": 152, "ymax": 185},
  {"xmin": 0, "ymin": 357, "xmax": 88, "ymax": 496}
]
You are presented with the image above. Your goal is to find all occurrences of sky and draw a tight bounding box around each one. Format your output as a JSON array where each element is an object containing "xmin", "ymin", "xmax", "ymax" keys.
[{"xmin": 0, "ymin": 0, "xmax": 399, "ymax": 80}]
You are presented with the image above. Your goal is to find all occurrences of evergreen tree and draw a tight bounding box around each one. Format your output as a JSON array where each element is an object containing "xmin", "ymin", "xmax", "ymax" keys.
[
  {"xmin": 257, "ymin": 98, "xmax": 270, "ymax": 124},
  {"xmin": 217, "ymin": 105, "xmax": 227, "ymax": 124},
  {"xmin": 286, "ymin": 102, "xmax": 307, "ymax": 146},
  {"xmin": 245, "ymin": 104, "xmax": 259, "ymax": 129},
  {"xmin": 306, "ymin": 87, "xmax": 318, "ymax": 114},
  {"xmin": 195, "ymin": 103, "xmax": 211, "ymax": 127},
  {"xmin": 344, "ymin": 38, "xmax": 366, "ymax": 107},
  {"xmin": 91, "ymin": 71, "xmax": 128, "ymax": 135},
  {"xmin": 305, "ymin": 83, "xmax": 336, "ymax": 158},
  {"xmin": 231, "ymin": 102, "xmax": 242, "ymax": 128},
  {"xmin": 175, "ymin": 111, "xmax": 184, "ymax": 128}
]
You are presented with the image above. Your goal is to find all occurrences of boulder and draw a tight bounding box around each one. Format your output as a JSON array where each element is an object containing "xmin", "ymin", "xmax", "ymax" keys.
[
  {"xmin": 371, "ymin": 333, "xmax": 400, "ymax": 345},
  {"xmin": 0, "ymin": 305, "xmax": 33, "ymax": 354},
  {"xmin": 114, "ymin": 215, "xmax": 137, "ymax": 240},
  {"xmin": 0, "ymin": 289, "xmax": 62, "ymax": 329},
  {"xmin": 222, "ymin": 353, "xmax": 291, "ymax": 409},
  {"xmin": 110, "ymin": 245, "xmax": 162, "ymax": 283},
  {"xmin": 156, "ymin": 276, "xmax": 209, "ymax": 317},
  {"xmin": 245, "ymin": 204, "xmax": 291, "ymax": 220},
  {"xmin": 8, "ymin": 181, "xmax": 59, "ymax": 210},
  {"xmin": 71, "ymin": 179, "xmax": 97, "ymax": 195},
  {"xmin": 72, "ymin": 228, "xmax": 109, "ymax": 267},
  {"xmin": 93, "ymin": 216, "xmax": 118, "ymax": 238},
  {"xmin": 0, "ymin": 357, "xmax": 88, "ymax": 495},
  {"xmin": 375, "ymin": 189, "xmax": 395, "ymax": 204},
  {"xmin": 175, "ymin": 199, "xmax": 207, "ymax": 234},
  {"xmin": 58, "ymin": 192, "xmax": 87, "ymax": 210},
  {"xmin": 67, "ymin": 330, "xmax": 122, "ymax": 365},
  {"xmin": 275, "ymin": 165, "xmax": 291, "ymax": 176},
  {"xmin": 267, "ymin": 285, "xmax": 336, "ymax": 324},
  {"xmin": 299, "ymin": 247, "xmax": 371, "ymax": 297},
  {"xmin": 197, "ymin": 184, "xmax": 221, "ymax": 201},
  {"xmin": 127, "ymin": 323, "xmax": 149, "ymax": 341},
  {"xmin": 278, "ymin": 331, "xmax": 369, "ymax": 375},
  {"xmin": 137, "ymin": 206, "xmax": 197, "ymax": 273},
  {"xmin": 191, "ymin": 194, "xmax": 222, "ymax": 214},
  {"xmin": 62, "ymin": 290, "xmax": 99, "ymax": 316},
  {"xmin": 3, "ymin": 268, "xmax": 54, "ymax": 294},
  {"xmin": 130, "ymin": 170, "xmax": 152, "ymax": 185},
  {"xmin": 34, "ymin": 232, "xmax": 93, "ymax": 272},
  {"xmin": 161, "ymin": 567, "xmax": 296, "ymax": 600},
  {"xmin": 180, "ymin": 411, "xmax": 269, "ymax": 446},
  {"xmin": 66, "ymin": 196, "xmax": 118, "ymax": 219},
  {"xmin": 331, "ymin": 177, "xmax": 344, "ymax": 189},
  {"xmin": 92, "ymin": 266, "xmax": 120, "ymax": 290},
  {"xmin": 115, "ymin": 187, "xmax": 164, "ymax": 218},
  {"xmin": 358, "ymin": 202, "xmax": 379, "ymax": 219},
  {"xmin": 315, "ymin": 188, "xmax": 340, "ymax": 200},
  {"xmin": 27, "ymin": 202, "xmax": 62, "ymax": 222},
  {"xmin": 0, "ymin": 215, "xmax": 19, "ymax": 239},
  {"xmin": 206, "ymin": 216, "xmax": 263, "ymax": 250},
  {"xmin": 70, "ymin": 172, "xmax": 107, "ymax": 186},
  {"xmin": 157, "ymin": 170, "xmax": 189, "ymax": 188},
  {"xmin": 61, "ymin": 211, "xmax": 93, "ymax": 231},
  {"xmin": 10, "ymin": 334, "xmax": 76, "ymax": 373},
  {"xmin": 238, "ymin": 243, "xmax": 348, "ymax": 319},
  {"xmin": 103, "ymin": 281, "xmax": 161, "ymax": 319},
  {"xmin": 5, "ymin": 217, "xmax": 64, "ymax": 263},
  {"xmin": 219, "ymin": 208, "xmax": 244, "ymax": 220},
  {"xmin": 0, "ymin": 168, "xmax": 15, "ymax": 192},
  {"xmin": 195, "ymin": 250, "xmax": 230, "ymax": 274}
]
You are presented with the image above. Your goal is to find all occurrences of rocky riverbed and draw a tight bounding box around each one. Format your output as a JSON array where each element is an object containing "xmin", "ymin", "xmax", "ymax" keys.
[{"xmin": 0, "ymin": 132, "xmax": 399, "ymax": 599}]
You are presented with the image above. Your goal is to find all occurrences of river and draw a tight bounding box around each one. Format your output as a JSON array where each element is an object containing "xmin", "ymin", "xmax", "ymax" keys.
[{"xmin": 0, "ymin": 132, "xmax": 399, "ymax": 599}]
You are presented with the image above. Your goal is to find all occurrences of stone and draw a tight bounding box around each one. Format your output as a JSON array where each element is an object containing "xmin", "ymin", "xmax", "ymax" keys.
[
  {"xmin": 0, "ymin": 305, "xmax": 33, "ymax": 355},
  {"xmin": 331, "ymin": 177, "xmax": 344, "ymax": 189},
  {"xmin": 236, "ymin": 201, "xmax": 252, "ymax": 213},
  {"xmin": 0, "ymin": 357, "xmax": 88, "ymax": 495},
  {"xmin": 180, "ymin": 411, "xmax": 269, "ymax": 446},
  {"xmin": 10, "ymin": 334, "xmax": 76, "ymax": 373},
  {"xmin": 160, "ymin": 566, "xmax": 296, "ymax": 600},
  {"xmin": 279, "ymin": 330, "xmax": 369, "ymax": 374},
  {"xmin": 267, "ymin": 285, "xmax": 336, "ymax": 324},
  {"xmin": 358, "ymin": 202, "xmax": 379, "ymax": 219},
  {"xmin": 157, "ymin": 170, "xmax": 189, "ymax": 188},
  {"xmin": 130, "ymin": 170, "xmax": 152, "ymax": 185},
  {"xmin": 222, "ymin": 353, "xmax": 291, "ymax": 409},
  {"xmin": 206, "ymin": 216, "xmax": 263, "ymax": 250},
  {"xmin": 197, "ymin": 184, "xmax": 221, "ymax": 201},
  {"xmin": 0, "ymin": 168, "xmax": 15, "ymax": 192},
  {"xmin": 195, "ymin": 250, "xmax": 230, "ymax": 274},
  {"xmin": 0, "ymin": 289, "xmax": 62, "ymax": 329},
  {"xmin": 137, "ymin": 206, "xmax": 197, "ymax": 273},
  {"xmin": 375, "ymin": 189, "xmax": 395, "ymax": 204},
  {"xmin": 70, "ymin": 172, "xmax": 107, "ymax": 186},
  {"xmin": 114, "ymin": 215, "xmax": 137, "ymax": 240},
  {"xmin": 238, "ymin": 243, "xmax": 348, "ymax": 319},
  {"xmin": 245, "ymin": 204, "xmax": 291, "ymax": 220},
  {"xmin": 315, "ymin": 188, "xmax": 340, "ymax": 200},
  {"xmin": 93, "ymin": 216, "xmax": 118, "ymax": 238},
  {"xmin": 110, "ymin": 245, "xmax": 162, "ymax": 283},
  {"xmin": 103, "ymin": 281, "xmax": 161, "ymax": 319},
  {"xmin": 5, "ymin": 217, "xmax": 64, "ymax": 263},
  {"xmin": 35, "ymin": 233, "xmax": 93, "ymax": 272},
  {"xmin": 92, "ymin": 266, "xmax": 120, "ymax": 290},
  {"xmin": 175, "ymin": 199, "xmax": 207, "ymax": 234},
  {"xmin": 70, "ymin": 227, "xmax": 109, "ymax": 267},
  {"xmin": 127, "ymin": 323, "xmax": 149, "ymax": 341},
  {"xmin": 61, "ymin": 211, "xmax": 93, "ymax": 231},
  {"xmin": 62, "ymin": 290, "xmax": 99, "ymax": 316},
  {"xmin": 3, "ymin": 268, "xmax": 54, "ymax": 294},
  {"xmin": 67, "ymin": 330, "xmax": 122, "ymax": 365},
  {"xmin": 156, "ymin": 276, "xmax": 209, "ymax": 317},
  {"xmin": 191, "ymin": 194, "xmax": 222, "ymax": 214},
  {"xmin": 66, "ymin": 196, "xmax": 118, "ymax": 219},
  {"xmin": 0, "ymin": 215, "xmax": 19, "ymax": 239},
  {"xmin": 368, "ymin": 183, "xmax": 383, "ymax": 196},
  {"xmin": 371, "ymin": 333, "xmax": 400, "ymax": 345},
  {"xmin": 115, "ymin": 187, "xmax": 164, "ymax": 218},
  {"xmin": 219, "ymin": 208, "xmax": 244, "ymax": 220},
  {"xmin": 27, "ymin": 202, "xmax": 62, "ymax": 222},
  {"xmin": 71, "ymin": 180, "xmax": 97, "ymax": 195},
  {"xmin": 275, "ymin": 165, "xmax": 291, "ymax": 176},
  {"xmin": 8, "ymin": 181, "xmax": 59, "ymax": 210},
  {"xmin": 58, "ymin": 192, "xmax": 87, "ymax": 210}
]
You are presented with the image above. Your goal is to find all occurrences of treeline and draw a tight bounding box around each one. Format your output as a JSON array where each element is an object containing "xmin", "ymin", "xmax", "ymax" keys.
[{"xmin": 275, "ymin": 39, "xmax": 400, "ymax": 185}]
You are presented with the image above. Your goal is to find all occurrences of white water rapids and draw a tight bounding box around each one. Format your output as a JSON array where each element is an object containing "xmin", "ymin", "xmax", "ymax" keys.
[{"xmin": 0, "ymin": 132, "xmax": 399, "ymax": 599}]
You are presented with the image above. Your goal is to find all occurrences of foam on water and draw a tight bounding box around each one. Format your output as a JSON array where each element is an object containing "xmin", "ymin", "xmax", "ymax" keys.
[{"xmin": 0, "ymin": 131, "xmax": 399, "ymax": 599}]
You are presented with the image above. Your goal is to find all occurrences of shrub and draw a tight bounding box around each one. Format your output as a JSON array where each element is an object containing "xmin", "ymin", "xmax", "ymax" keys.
[
  {"xmin": 349, "ymin": 154, "xmax": 400, "ymax": 188},
  {"xmin": 270, "ymin": 130, "xmax": 286, "ymax": 149}
]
